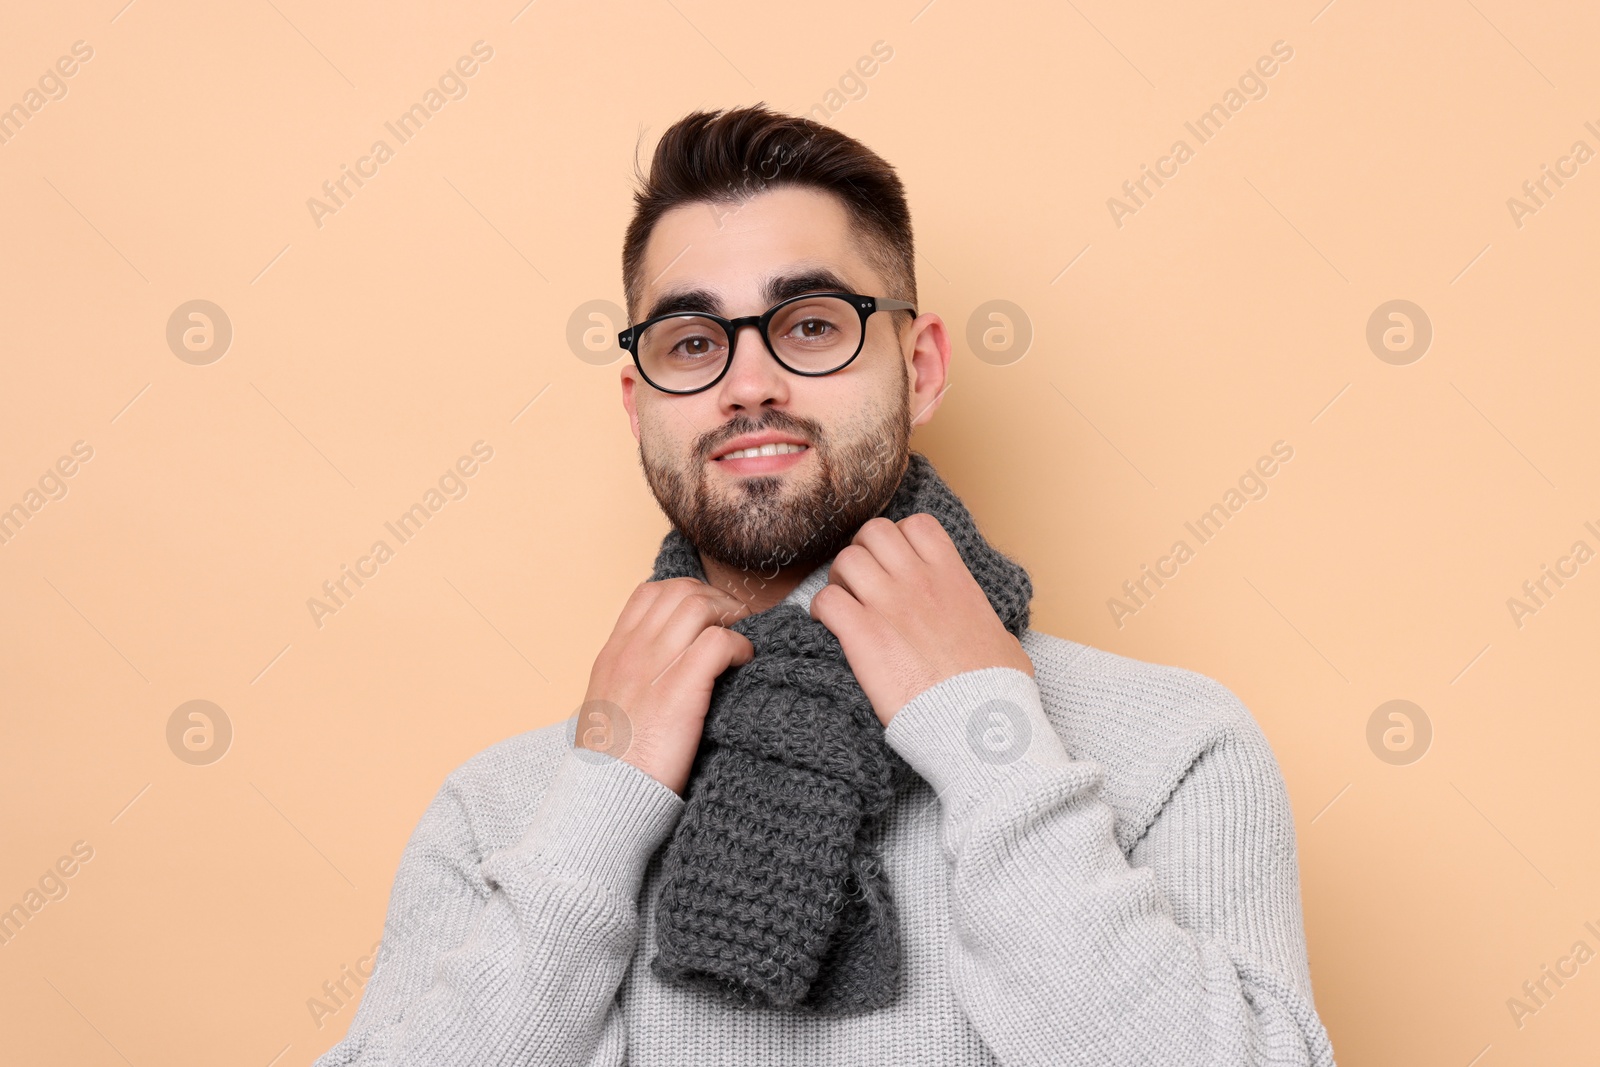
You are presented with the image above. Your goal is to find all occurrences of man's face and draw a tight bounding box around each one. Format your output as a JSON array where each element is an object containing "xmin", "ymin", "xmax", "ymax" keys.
[{"xmin": 620, "ymin": 185, "xmax": 946, "ymax": 578}]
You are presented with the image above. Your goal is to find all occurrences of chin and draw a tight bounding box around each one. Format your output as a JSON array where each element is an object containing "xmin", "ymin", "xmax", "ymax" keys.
[{"xmin": 643, "ymin": 413, "xmax": 911, "ymax": 577}]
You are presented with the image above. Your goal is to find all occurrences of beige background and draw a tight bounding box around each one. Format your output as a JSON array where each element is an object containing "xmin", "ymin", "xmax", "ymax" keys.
[{"xmin": 2, "ymin": 1, "xmax": 1597, "ymax": 1064}]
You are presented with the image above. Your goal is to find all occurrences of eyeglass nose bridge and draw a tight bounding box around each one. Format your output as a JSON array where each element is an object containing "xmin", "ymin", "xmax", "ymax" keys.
[
  {"xmin": 721, "ymin": 312, "xmax": 778, "ymax": 358},
  {"xmin": 696, "ymin": 314, "xmax": 791, "ymax": 399}
]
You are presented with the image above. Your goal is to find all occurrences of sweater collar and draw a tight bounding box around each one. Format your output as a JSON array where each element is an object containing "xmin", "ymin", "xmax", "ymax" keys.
[{"xmin": 778, "ymin": 559, "xmax": 833, "ymax": 613}]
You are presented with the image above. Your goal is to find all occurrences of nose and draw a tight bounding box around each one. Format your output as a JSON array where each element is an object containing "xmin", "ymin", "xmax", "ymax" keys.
[{"xmin": 714, "ymin": 321, "xmax": 790, "ymax": 412}]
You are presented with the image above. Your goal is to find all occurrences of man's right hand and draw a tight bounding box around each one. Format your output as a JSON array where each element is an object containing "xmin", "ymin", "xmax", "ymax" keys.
[{"xmin": 577, "ymin": 578, "xmax": 755, "ymax": 796}]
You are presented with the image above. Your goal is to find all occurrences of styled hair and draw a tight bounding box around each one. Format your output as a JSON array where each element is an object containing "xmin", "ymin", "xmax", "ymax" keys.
[{"xmin": 621, "ymin": 104, "xmax": 916, "ymax": 322}]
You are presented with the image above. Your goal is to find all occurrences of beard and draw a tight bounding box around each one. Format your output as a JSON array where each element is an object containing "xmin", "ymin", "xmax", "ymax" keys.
[{"xmin": 639, "ymin": 364, "xmax": 912, "ymax": 577}]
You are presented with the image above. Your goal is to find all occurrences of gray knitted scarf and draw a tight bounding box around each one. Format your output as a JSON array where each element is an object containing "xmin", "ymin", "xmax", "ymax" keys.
[{"xmin": 645, "ymin": 450, "xmax": 1033, "ymax": 1015}]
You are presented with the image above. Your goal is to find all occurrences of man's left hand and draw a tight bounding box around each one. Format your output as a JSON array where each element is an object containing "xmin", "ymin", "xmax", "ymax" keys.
[{"xmin": 809, "ymin": 514, "xmax": 1034, "ymax": 727}]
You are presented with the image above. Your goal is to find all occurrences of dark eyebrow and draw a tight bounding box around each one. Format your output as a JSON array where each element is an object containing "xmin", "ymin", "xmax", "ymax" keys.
[
  {"xmin": 642, "ymin": 288, "xmax": 721, "ymax": 323},
  {"xmin": 762, "ymin": 269, "xmax": 854, "ymax": 305},
  {"xmin": 640, "ymin": 268, "xmax": 857, "ymax": 324}
]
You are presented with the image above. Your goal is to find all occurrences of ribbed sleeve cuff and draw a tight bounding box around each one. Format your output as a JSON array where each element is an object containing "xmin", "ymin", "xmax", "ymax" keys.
[
  {"xmin": 499, "ymin": 744, "xmax": 685, "ymax": 902},
  {"xmin": 884, "ymin": 666, "xmax": 1075, "ymax": 821}
]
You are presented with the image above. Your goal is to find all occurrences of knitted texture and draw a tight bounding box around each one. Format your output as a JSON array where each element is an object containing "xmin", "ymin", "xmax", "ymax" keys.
[
  {"xmin": 645, "ymin": 450, "xmax": 1033, "ymax": 1014},
  {"xmin": 309, "ymin": 609, "xmax": 1340, "ymax": 1066}
]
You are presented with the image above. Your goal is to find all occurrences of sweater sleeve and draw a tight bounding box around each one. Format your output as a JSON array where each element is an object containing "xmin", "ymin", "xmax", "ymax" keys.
[
  {"xmin": 883, "ymin": 666, "xmax": 1336, "ymax": 1067},
  {"xmin": 311, "ymin": 743, "xmax": 685, "ymax": 1067}
]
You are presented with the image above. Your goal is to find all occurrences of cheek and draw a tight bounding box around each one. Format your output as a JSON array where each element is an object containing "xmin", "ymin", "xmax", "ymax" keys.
[
  {"xmin": 637, "ymin": 399, "xmax": 706, "ymax": 458},
  {"xmin": 809, "ymin": 391, "xmax": 886, "ymax": 449},
  {"xmin": 858, "ymin": 356, "xmax": 909, "ymax": 416}
]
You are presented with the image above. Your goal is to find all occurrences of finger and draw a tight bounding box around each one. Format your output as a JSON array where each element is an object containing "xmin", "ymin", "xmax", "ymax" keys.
[
  {"xmin": 614, "ymin": 578, "xmax": 668, "ymax": 634},
  {"xmin": 652, "ymin": 591, "xmax": 747, "ymax": 662},
  {"xmin": 851, "ymin": 515, "xmax": 922, "ymax": 577},
  {"xmin": 826, "ymin": 541, "xmax": 894, "ymax": 608},
  {"xmin": 897, "ymin": 511, "xmax": 964, "ymax": 568},
  {"xmin": 636, "ymin": 577, "xmax": 719, "ymax": 635},
  {"xmin": 680, "ymin": 578, "xmax": 754, "ymax": 625},
  {"xmin": 677, "ymin": 582, "xmax": 755, "ymax": 630},
  {"xmin": 660, "ymin": 626, "xmax": 754, "ymax": 691},
  {"xmin": 702, "ymin": 585, "xmax": 756, "ymax": 627},
  {"xmin": 809, "ymin": 579, "xmax": 875, "ymax": 641},
  {"xmin": 724, "ymin": 627, "xmax": 755, "ymax": 667}
]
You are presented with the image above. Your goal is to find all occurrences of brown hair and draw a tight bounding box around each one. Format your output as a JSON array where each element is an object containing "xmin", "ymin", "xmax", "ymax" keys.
[{"xmin": 621, "ymin": 104, "xmax": 916, "ymax": 322}]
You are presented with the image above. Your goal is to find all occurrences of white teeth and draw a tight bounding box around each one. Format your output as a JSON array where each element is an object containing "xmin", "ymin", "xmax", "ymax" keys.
[{"xmin": 720, "ymin": 442, "xmax": 808, "ymax": 460}]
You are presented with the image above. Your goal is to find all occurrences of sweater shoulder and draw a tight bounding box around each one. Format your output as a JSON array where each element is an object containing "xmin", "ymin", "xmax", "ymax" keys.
[
  {"xmin": 424, "ymin": 719, "xmax": 577, "ymax": 859},
  {"xmin": 1020, "ymin": 628, "xmax": 1290, "ymax": 852},
  {"xmin": 1021, "ymin": 628, "xmax": 1262, "ymax": 739}
]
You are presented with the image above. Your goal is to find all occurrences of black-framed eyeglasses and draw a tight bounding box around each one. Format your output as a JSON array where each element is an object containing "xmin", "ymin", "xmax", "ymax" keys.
[{"xmin": 618, "ymin": 291, "xmax": 917, "ymax": 395}]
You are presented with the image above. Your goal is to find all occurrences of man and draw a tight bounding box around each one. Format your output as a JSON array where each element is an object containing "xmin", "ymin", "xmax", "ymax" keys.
[{"xmin": 313, "ymin": 105, "xmax": 1336, "ymax": 1066}]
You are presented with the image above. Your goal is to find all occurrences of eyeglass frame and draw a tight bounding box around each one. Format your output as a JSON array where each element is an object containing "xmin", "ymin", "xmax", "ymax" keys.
[{"xmin": 617, "ymin": 291, "xmax": 918, "ymax": 396}]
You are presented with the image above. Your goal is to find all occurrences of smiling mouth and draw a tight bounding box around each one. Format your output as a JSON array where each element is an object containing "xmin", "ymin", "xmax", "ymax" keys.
[{"xmin": 714, "ymin": 442, "xmax": 810, "ymax": 461}]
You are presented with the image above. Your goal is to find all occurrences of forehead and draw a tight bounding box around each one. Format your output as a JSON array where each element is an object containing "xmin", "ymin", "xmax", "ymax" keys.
[{"xmin": 637, "ymin": 186, "xmax": 882, "ymax": 314}]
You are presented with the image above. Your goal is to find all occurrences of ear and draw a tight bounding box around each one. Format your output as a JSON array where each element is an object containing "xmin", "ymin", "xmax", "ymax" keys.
[
  {"xmin": 620, "ymin": 365, "xmax": 642, "ymax": 441},
  {"xmin": 905, "ymin": 312, "xmax": 951, "ymax": 427}
]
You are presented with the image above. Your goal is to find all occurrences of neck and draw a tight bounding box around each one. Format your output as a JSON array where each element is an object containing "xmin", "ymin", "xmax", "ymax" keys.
[{"xmin": 698, "ymin": 552, "xmax": 821, "ymax": 615}]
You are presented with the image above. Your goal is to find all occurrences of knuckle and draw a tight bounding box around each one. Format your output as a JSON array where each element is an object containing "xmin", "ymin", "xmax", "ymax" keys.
[
  {"xmin": 658, "ymin": 578, "xmax": 705, "ymax": 605},
  {"xmin": 689, "ymin": 625, "xmax": 732, "ymax": 657},
  {"xmin": 835, "ymin": 543, "xmax": 867, "ymax": 567},
  {"xmin": 672, "ymin": 592, "xmax": 716, "ymax": 623}
]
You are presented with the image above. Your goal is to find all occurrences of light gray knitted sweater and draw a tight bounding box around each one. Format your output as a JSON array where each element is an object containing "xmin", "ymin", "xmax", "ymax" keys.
[{"xmin": 313, "ymin": 562, "xmax": 1337, "ymax": 1066}]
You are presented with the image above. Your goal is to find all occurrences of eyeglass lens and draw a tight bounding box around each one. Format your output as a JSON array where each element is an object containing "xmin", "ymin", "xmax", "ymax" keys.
[{"xmin": 635, "ymin": 295, "xmax": 862, "ymax": 391}]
